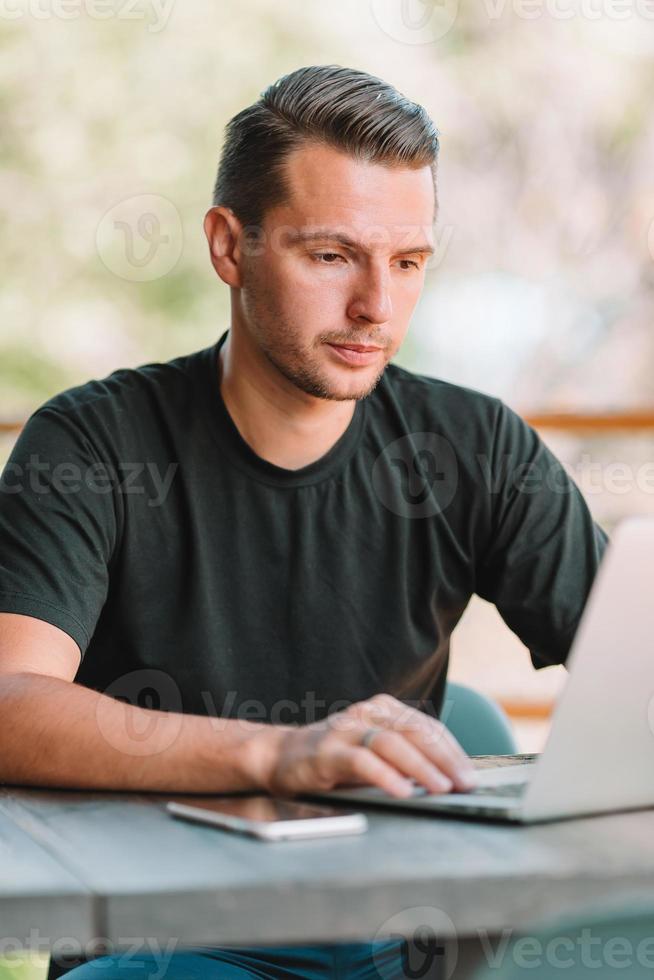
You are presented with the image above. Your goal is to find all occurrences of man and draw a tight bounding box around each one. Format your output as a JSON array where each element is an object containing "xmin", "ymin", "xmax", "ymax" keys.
[{"xmin": 0, "ymin": 65, "xmax": 607, "ymax": 979}]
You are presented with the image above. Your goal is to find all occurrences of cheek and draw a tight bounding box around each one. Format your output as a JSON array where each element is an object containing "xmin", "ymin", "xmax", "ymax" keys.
[
  {"xmin": 295, "ymin": 260, "xmax": 347, "ymax": 291},
  {"xmin": 392, "ymin": 278, "xmax": 423, "ymax": 317},
  {"xmin": 288, "ymin": 262, "xmax": 351, "ymax": 314},
  {"xmin": 265, "ymin": 253, "xmax": 341, "ymax": 293}
]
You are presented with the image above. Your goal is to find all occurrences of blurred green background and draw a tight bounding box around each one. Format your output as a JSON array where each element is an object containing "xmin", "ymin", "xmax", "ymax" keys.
[{"xmin": 2, "ymin": 0, "xmax": 653, "ymax": 418}]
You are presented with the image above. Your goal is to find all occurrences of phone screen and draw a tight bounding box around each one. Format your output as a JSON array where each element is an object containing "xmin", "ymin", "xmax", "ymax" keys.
[{"xmin": 166, "ymin": 794, "xmax": 358, "ymax": 822}]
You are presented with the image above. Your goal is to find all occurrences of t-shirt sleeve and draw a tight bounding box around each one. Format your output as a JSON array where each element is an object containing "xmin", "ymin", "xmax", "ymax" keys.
[
  {"xmin": 0, "ymin": 405, "xmax": 118, "ymax": 658},
  {"xmin": 475, "ymin": 399, "xmax": 609, "ymax": 669}
]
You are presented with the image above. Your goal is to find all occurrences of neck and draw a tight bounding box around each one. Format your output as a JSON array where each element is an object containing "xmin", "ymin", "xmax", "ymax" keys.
[{"xmin": 217, "ymin": 324, "xmax": 357, "ymax": 471}]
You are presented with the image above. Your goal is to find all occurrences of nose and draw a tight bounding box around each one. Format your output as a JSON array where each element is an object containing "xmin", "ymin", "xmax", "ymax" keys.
[{"xmin": 346, "ymin": 265, "xmax": 393, "ymax": 325}]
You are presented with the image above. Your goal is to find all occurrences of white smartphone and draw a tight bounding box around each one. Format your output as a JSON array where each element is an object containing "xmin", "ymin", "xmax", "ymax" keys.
[{"xmin": 166, "ymin": 794, "xmax": 369, "ymax": 841}]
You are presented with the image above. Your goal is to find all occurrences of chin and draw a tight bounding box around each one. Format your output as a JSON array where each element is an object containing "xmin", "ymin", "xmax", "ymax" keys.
[{"xmin": 324, "ymin": 368, "xmax": 385, "ymax": 402}]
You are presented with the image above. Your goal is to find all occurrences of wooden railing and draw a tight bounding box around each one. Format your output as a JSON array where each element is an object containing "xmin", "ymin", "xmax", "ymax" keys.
[
  {"xmin": 4, "ymin": 410, "xmax": 654, "ymax": 436},
  {"xmin": 498, "ymin": 699, "xmax": 560, "ymax": 720},
  {"xmin": 524, "ymin": 411, "xmax": 654, "ymax": 432}
]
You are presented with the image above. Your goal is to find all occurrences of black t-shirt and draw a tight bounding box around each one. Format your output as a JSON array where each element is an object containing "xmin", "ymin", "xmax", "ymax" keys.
[{"xmin": 0, "ymin": 328, "xmax": 609, "ymax": 724}]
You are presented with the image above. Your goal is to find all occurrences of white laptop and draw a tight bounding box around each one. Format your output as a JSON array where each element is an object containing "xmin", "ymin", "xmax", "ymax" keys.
[{"xmin": 301, "ymin": 516, "xmax": 654, "ymax": 824}]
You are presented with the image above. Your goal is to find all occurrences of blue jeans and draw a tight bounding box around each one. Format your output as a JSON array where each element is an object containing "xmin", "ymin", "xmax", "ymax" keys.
[{"xmin": 58, "ymin": 939, "xmax": 418, "ymax": 980}]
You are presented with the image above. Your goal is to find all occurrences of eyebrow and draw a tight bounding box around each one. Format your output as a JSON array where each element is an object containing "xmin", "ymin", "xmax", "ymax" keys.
[{"xmin": 285, "ymin": 229, "xmax": 435, "ymax": 257}]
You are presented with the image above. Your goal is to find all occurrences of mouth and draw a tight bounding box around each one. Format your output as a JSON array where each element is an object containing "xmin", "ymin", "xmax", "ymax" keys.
[
  {"xmin": 326, "ymin": 343, "xmax": 384, "ymax": 366},
  {"xmin": 328, "ymin": 343, "xmax": 382, "ymax": 353}
]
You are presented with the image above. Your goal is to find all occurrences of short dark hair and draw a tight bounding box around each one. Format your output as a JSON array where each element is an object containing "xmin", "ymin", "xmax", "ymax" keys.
[{"xmin": 212, "ymin": 64, "xmax": 439, "ymax": 228}]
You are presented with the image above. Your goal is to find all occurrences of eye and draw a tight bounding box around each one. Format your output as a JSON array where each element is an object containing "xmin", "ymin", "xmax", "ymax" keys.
[
  {"xmin": 396, "ymin": 258, "xmax": 421, "ymax": 271},
  {"xmin": 312, "ymin": 252, "xmax": 346, "ymax": 265}
]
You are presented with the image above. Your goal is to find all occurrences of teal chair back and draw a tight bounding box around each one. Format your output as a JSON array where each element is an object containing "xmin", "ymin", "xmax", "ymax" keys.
[
  {"xmin": 471, "ymin": 902, "xmax": 654, "ymax": 979},
  {"xmin": 442, "ymin": 681, "xmax": 517, "ymax": 755}
]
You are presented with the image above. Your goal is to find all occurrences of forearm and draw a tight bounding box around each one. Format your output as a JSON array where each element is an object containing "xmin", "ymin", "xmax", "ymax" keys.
[{"xmin": 0, "ymin": 672, "xmax": 291, "ymax": 793}]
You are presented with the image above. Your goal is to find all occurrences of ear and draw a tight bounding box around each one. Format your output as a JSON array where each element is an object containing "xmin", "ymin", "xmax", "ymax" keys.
[{"xmin": 203, "ymin": 206, "xmax": 244, "ymax": 287}]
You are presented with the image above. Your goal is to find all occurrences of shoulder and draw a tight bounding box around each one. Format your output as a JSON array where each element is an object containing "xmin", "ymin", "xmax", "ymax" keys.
[
  {"xmin": 378, "ymin": 361, "xmax": 507, "ymax": 437},
  {"xmin": 41, "ymin": 346, "xmax": 205, "ymax": 416},
  {"xmin": 371, "ymin": 364, "xmax": 546, "ymax": 482},
  {"xmin": 25, "ymin": 345, "xmax": 210, "ymax": 438},
  {"xmin": 12, "ymin": 345, "xmax": 212, "ymax": 467}
]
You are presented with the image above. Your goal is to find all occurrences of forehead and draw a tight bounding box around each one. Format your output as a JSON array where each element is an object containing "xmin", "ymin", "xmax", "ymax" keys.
[{"xmin": 275, "ymin": 142, "xmax": 436, "ymax": 238}]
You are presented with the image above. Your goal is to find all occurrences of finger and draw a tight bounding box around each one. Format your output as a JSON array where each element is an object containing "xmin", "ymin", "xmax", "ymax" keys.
[
  {"xmin": 358, "ymin": 729, "xmax": 454, "ymax": 794},
  {"xmin": 401, "ymin": 720, "xmax": 477, "ymax": 791},
  {"xmin": 362, "ymin": 699, "xmax": 477, "ymax": 790},
  {"xmin": 331, "ymin": 744, "xmax": 418, "ymax": 798},
  {"xmin": 403, "ymin": 728, "xmax": 476, "ymax": 791}
]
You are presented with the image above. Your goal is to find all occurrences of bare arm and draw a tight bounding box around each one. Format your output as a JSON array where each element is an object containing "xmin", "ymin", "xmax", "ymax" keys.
[
  {"xmin": 0, "ymin": 613, "xmax": 287, "ymax": 793},
  {"xmin": 0, "ymin": 613, "xmax": 476, "ymax": 797}
]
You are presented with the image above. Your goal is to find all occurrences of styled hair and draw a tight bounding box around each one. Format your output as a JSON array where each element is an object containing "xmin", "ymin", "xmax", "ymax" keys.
[{"xmin": 212, "ymin": 64, "xmax": 439, "ymax": 228}]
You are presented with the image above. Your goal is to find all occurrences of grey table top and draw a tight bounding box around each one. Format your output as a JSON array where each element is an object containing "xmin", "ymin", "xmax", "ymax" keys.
[{"xmin": 2, "ymin": 785, "xmax": 654, "ymax": 951}]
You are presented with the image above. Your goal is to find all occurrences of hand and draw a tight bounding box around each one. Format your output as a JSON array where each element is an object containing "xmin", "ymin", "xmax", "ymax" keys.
[{"xmin": 257, "ymin": 693, "xmax": 478, "ymax": 799}]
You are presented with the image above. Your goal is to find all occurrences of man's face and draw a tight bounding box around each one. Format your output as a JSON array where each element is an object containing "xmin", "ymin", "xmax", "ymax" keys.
[{"xmin": 237, "ymin": 142, "xmax": 436, "ymax": 401}]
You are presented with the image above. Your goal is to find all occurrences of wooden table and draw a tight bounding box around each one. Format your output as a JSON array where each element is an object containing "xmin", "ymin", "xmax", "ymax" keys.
[{"xmin": 2, "ymin": 786, "xmax": 654, "ymax": 978}]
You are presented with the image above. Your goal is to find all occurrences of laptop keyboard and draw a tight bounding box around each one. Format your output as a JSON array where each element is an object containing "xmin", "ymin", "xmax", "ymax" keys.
[
  {"xmin": 466, "ymin": 782, "xmax": 528, "ymax": 798},
  {"xmin": 409, "ymin": 780, "xmax": 528, "ymax": 799}
]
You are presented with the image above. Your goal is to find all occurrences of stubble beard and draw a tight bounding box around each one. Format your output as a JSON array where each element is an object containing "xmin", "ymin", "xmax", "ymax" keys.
[{"xmin": 244, "ymin": 281, "xmax": 389, "ymax": 402}]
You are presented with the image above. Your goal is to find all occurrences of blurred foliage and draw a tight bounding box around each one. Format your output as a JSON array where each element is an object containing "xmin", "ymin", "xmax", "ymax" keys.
[{"xmin": 1, "ymin": 0, "xmax": 653, "ymax": 421}]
